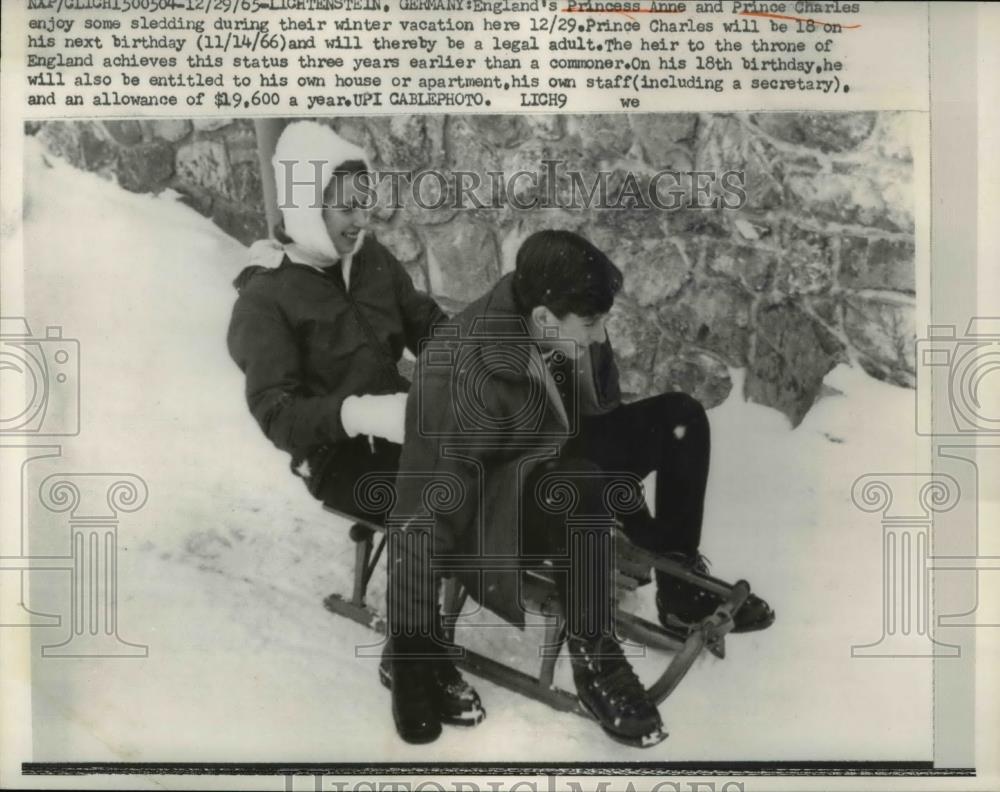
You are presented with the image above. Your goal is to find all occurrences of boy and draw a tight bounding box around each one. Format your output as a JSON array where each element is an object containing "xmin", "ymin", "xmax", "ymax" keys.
[{"xmin": 387, "ymin": 230, "xmax": 774, "ymax": 746}]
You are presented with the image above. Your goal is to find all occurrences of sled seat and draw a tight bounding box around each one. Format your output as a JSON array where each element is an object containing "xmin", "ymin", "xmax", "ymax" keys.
[
  {"xmin": 319, "ymin": 504, "xmax": 652, "ymax": 616},
  {"xmin": 320, "ymin": 504, "xmax": 751, "ymax": 716}
]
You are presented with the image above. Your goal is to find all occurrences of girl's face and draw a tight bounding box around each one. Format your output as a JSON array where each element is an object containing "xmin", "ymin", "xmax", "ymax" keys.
[{"xmin": 322, "ymin": 174, "xmax": 371, "ymax": 256}]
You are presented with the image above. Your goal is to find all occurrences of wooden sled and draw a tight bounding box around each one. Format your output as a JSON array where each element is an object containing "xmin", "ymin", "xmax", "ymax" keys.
[{"xmin": 321, "ymin": 506, "xmax": 751, "ymax": 719}]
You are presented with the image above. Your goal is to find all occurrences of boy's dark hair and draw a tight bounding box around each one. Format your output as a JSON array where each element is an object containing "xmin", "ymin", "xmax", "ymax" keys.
[{"xmin": 512, "ymin": 230, "xmax": 623, "ymax": 318}]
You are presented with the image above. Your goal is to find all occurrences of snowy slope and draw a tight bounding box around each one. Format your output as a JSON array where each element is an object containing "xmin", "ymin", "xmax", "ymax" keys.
[{"xmin": 20, "ymin": 137, "xmax": 930, "ymax": 764}]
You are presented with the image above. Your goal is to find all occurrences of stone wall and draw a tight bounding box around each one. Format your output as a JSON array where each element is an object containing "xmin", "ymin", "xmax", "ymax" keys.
[{"xmin": 31, "ymin": 112, "xmax": 916, "ymax": 426}]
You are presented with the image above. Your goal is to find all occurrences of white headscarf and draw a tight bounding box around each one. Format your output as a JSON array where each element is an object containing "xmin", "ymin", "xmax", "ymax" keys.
[{"xmin": 272, "ymin": 121, "xmax": 371, "ymax": 265}]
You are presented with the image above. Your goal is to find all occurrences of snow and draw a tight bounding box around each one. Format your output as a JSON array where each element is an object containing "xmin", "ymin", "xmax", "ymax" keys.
[{"xmin": 20, "ymin": 137, "xmax": 930, "ymax": 765}]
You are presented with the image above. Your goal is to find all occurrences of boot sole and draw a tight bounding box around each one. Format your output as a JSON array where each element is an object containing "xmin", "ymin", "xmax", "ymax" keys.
[
  {"xmin": 659, "ymin": 601, "xmax": 776, "ymax": 635},
  {"xmin": 380, "ymin": 665, "xmax": 486, "ymax": 727},
  {"xmin": 577, "ymin": 696, "xmax": 668, "ymax": 749},
  {"xmin": 392, "ymin": 717, "xmax": 442, "ymax": 745}
]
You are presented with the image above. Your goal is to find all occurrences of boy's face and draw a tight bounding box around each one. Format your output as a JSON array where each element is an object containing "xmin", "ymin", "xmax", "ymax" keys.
[
  {"xmin": 322, "ymin": 175, "xmax": 371, "ymax": 256},
  {"xmin": 532, "ymin": 306, "xmax": 609, "ymax": 355}
]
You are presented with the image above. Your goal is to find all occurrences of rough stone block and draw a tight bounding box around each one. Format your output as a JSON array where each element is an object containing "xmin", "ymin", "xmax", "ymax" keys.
[
  {"xmin": 115, "ymin": 142, "xmax": 175, "ymax": 192},
  {"xmin": 630, "ymin": 114, "xmax": 698, "ymax": 165},
  {"xmin": 705, "ymin": 241, "xmax": 776, "ymax": 292},
  {"xmin": 37, "ymin": 122, "xmax": 114, "ymax": 172},
  {"xmin": 617, "ymin": 366, "xmax": 653, "ymax": 400},
  {"xmin": 228, "ymin": 161, "xmax": 264, "ymax": 212},
  {"xmin": 843, "ymin": 295, "xmax": 916, "ymax": 386},
  {"xmin": 176, "ymin": 140, "xmax": 231, "ymax": 196},
  {"xmin": 657, "ymin": 277, "xmax": 753, "ymax": 365},
  {"xmin": 745, "ymin": 302, "xmax": 846, "ymax": 426},
  {"xmin": 839, "ymin": 236, "xmax": 915, "ymax": 293},
  {"xmin": 871, "ymin": 111, "xmax": 912, "ymax": 162},
  {"xmin": 652, "ymin": 346, "xmax": 733, "ymax": 409},
  {"xmin": 776, "ymin": 225, "xmax": 835, "ymax": 295},
  {"xmin": 376, "ymin": 222, "xmax": 423, "ymax": 264},
  {"xmin": 448, "ymin": 115, "xmax": 527, "ymax": 155},
  {"xmin": 212, "ymin": 202, "xmax": 267, "ymax": 247},
  {"xmin": 422, "ymin": 220, "xmax": 500, "ymax": 302},
  {"xmin": 785, "ymin": 172, "xmax": 905, "ymax": 234},
  {"xmin": 606, "ymin": 300, "xmax": 660, "ymax": 369},
  {"xmin": 696, "ymin": 116, "xmax": 783, "ymax": 211},
  {"xmin": 367, "ymin": 115, "xmax": 441, "ymax": 169},
  {"xmin": 751, "ymin": 112, "xmax": 877, "ymax": 153},
  {"xmin": 102, "ymin": 120, "xmax": 144, "ymax": 146},
  {"xmin": 146, "ymin": 119, "xmax": 192, "ymax": 143},
  {"xmin": 622, "ymin": 239, "xmax": 692, "ymax": 307},
  {"xmin": 192, "ymin": 119, "xmax": 232, "ymax": 132},
  {"xmin": 525, "ymin": 115, "xmax": 565, "ymax": 141},
  {"xmin": 670, "ymin": 208, "xmax": 731, "ymax": 238},
  {"xmin": 575, "ymin": 115, "xmax": 634, "ymax": 160}
]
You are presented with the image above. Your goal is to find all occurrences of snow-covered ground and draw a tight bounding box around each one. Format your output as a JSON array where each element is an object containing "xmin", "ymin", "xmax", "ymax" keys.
[{"xmin": 19, "ymin": 137, "xmax": 930, "ymax": 764}]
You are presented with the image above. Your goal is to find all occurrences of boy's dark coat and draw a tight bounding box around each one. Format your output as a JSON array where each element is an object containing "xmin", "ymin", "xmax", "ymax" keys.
[{"xmin": 392, "ymin": 273, "xmax": 621, "ymax": 625}]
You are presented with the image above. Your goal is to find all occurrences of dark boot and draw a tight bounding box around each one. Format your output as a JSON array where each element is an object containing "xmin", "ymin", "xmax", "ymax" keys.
[
  {"xmin": 655, "ymin": 553, "xmax": 775, "ymax": 634},
  {"xmin": 380, "ymin": 646, "xmax": 485, "ymax": 727},
  {"xmin": 388, "ymin": 638, "xmax": 442, "ymax": 745},
  {"xmin": 568, "ymin": 634, "xmax": 667, "ymax": 748}
]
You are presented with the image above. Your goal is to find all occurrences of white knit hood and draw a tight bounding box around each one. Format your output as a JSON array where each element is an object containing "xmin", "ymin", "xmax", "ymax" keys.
[{"xmin": 272, "ymin": 121, "xmax": 371, "ymax": 263}]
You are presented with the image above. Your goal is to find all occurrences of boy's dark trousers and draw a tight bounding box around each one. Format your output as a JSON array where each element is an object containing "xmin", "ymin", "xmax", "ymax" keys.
[
  {"xmin": 559, "ymin": 391, "xmax": 710, "ymax": 558},
  {"xmin": 520, "ymin": 391, "xmax": 711, "ymax": 635}
]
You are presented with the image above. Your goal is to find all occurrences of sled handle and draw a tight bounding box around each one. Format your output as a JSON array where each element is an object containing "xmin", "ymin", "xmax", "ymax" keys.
[{"xmin": 645, "ymin": 580, "xmax": 751, "ymax": 706}]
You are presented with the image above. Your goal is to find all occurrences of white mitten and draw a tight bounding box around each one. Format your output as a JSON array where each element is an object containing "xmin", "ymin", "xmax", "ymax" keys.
[
  {"xmin": 247, "ymin": 239, "xmax": 285, "ymax": 269},
  {"xmin": 340, "ymin": 392, "xmax": 408, "ymax": 445}
]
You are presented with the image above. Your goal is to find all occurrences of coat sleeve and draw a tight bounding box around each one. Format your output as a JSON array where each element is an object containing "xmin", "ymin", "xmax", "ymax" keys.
[
  {"xmin": 389, "ymin": 252, "xmax": 447, "ymax": 357},
  {"xmin": 226, "ymin": 289, "xmax": 352, "ymax": 455}
]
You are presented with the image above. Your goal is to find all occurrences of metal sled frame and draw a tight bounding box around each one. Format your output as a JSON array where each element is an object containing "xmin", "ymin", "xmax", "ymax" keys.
[{"xmin": 321, "ymin": 507, "xmax": 750, "ymax": 716}]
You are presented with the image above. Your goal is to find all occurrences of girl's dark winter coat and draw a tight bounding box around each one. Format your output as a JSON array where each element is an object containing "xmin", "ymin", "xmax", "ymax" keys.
[{"xmin": 227, "ymin": 235, "xmax": 446, "ymax": 469}]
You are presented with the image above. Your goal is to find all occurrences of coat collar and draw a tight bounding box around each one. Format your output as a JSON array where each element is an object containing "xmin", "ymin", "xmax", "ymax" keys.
[{"xmin": 456, "ymin": 273, "xmax": 570, "ymax": 430}]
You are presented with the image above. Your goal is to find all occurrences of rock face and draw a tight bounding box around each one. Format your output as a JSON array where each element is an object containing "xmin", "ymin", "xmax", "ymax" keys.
[
  {"xmin": 657, "ymin": 276, "xmax": 753, "ymax": 366},
  {"xmin": 653, "ymin": 347, "xmax": 733, "ymax": 410},
  {"xmin": 745, "ymin": 303, "xmax": 846, "ymax": 425},
  {"xmin": 31, "ymin": 111, "xmax": 916, "ymax": 426},
  {"xmin": 422, "ymin": 220, "xmax": 500, "ymax": 303}
]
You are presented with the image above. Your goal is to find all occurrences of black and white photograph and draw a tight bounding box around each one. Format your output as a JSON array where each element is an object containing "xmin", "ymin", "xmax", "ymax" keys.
[
  {"xmin": 15, "ymin": 110, "xmax": 928, "ymax": 759},
  {"xmin": 1, "ymin": 1, "xmax": 998, "ymax": 789}
]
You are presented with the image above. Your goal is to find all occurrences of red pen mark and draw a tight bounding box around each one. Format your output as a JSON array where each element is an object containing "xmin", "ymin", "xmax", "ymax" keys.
[
  {"xmin": 558, "ymin": 5, "xmax": 861, "ymax": 29},
  {"xmin": 561, "ymin": 6, "xmax": 684, "ymax": 9},
  {"xmin": 739, "ymin": 10, "xmax": 862, "ymax": 30}
]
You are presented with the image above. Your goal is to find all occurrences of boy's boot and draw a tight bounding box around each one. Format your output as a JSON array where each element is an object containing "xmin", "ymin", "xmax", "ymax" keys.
[
  {"xmin": 655, "ymin": 552, "xmax": 775, "ymax": 634},
  {"xmin": 380, "ymin": 625, "xmax": 485, "ymax": 727},
  {"xmin": 388, "ymin": 636, "xmax": 442, "ymax": 745},
  {"xmin": 568, "ymin": 634, "xmax": 667, "ymax": 748}
]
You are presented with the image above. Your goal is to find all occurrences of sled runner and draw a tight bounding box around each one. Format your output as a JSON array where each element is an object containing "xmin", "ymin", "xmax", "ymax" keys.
[{"xmin": 321, "ymin": 506, "xmax": 751, "ymax": 718}]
